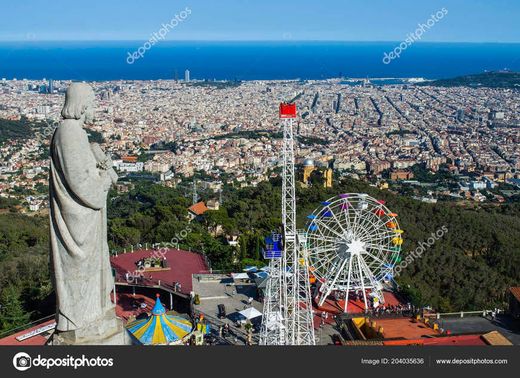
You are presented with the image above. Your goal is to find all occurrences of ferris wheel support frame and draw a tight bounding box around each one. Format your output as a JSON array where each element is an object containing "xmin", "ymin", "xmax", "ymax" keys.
[{"xmin": 316, "ymin": 252, "xmax": 387, "ymax": 310}]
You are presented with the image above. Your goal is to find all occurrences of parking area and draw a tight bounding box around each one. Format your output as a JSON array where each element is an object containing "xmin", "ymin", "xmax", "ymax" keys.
[
  {"xmin": 192, "ymin": 274, "xmax": 343, "ymax": 345},
  {"xmin": 192, "ymin": 275, "xmax": 263, "ymax": 342}
]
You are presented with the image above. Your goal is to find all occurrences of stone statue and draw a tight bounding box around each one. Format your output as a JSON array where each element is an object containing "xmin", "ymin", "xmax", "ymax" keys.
[{"xmin": 48, "ymin": 83, "xmax": 128, "ymax": 344}]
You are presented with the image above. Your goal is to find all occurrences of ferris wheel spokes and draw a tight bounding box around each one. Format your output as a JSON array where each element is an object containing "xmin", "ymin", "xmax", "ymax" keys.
[
  {"xmin": 306, "ymin": 194, "xmax": 403, "ymax": 313},
  {"xmin": 316, "ymin": 255, "xmax": 351, "ymax": 307}
]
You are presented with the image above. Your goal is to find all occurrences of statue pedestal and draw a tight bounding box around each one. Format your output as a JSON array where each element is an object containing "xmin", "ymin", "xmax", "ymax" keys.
[{"xmin": 48, "ymin": 312, "xmax": 132, "ymax": 345}]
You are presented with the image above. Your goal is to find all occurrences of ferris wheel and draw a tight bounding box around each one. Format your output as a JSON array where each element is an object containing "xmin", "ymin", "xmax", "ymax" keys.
[{"xmin": 305, "ymin": 193, "xmax": 403, "ymax": 312}]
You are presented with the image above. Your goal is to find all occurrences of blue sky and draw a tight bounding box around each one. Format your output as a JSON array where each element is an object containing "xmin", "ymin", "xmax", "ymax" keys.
[{"xmin": 1, "ymin": 0, "xmax": 519, "ymax": 42}]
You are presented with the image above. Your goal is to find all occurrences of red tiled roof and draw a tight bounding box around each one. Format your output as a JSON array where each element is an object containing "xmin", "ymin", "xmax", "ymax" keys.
[
  {"xmin": 510, "ymin": 287, "xmax": 520, "ymax": 302},
  {"xmin": 0, "ymin": 319, "xmax": 55, "ymax": 346},
  {"xmin": 111, "ymin": 248, "xmax": 209, "ymax": 294},
  {"xmin": 188, "ymin": 202, "xmax": 209, "ymax": 216}
]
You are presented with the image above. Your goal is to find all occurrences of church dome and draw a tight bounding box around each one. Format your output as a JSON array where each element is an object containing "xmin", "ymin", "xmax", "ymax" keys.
[{"xmin": 303, "ymin": 158, "xmax": 315, "ymax": 167}]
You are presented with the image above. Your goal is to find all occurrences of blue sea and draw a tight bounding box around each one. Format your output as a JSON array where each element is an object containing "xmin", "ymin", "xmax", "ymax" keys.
[{"xmin": 0, "ymin": 41, "xmax": 519, "ymax": 81}]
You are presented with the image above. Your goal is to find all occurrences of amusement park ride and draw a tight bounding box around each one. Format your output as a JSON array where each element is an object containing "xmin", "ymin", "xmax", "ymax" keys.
[
  {"xmin": 260, "ymin": 102, "xmax": 315, "ymax": 346},
  {"xmin": 306, "ymin": 194, "xmax": 402, "ymax": 313},
  {"xmin": 259, "ymin": 102, "xmax": 403, "ymax": 346}
]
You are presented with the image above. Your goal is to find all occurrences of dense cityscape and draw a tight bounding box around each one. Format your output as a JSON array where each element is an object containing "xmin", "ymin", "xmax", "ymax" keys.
[{"xmin": 1, "ymin": 75, "xmax": 519, "ymax": 212}]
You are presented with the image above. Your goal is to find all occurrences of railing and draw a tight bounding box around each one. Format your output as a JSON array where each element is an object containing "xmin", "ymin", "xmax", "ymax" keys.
[
  {"xmin": 193, "ymin": 273, "xmax": 231, "ymax": 283},
  {"xmin": 337, "ymin": 309, "xmax": 415, "ymax": 320},
  {"xmin": 430, "ymin": 309, "xmax": 504, "ymax": 319},
  {"xmin": 114, "ymin": 274, "xmax": 189, "ymax": 298},
  {"xmin": 0, "ymin": 314, "xmax": 56, "ymax": 339}
]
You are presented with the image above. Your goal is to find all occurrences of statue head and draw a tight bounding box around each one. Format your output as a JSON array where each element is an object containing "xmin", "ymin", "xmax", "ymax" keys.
[{"xmin": 61, "ymin": 83, "xmax": 95, "ymax": 123}]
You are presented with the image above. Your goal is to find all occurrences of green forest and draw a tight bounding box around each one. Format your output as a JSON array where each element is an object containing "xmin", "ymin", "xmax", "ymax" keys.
[
  {"xmin": 0, "ymin": 117, "xmax": 35, "ymax": 145},
  {"xmin": 1, "ymin": 175, "xmax": 519, "ymax": 335},
  {"xmin": 0, "ymin": 117, "xmax": 103, "ymax": 147},
  {"xmin": 0, "ymin": 215, "xmax": 53, "ymax": 335}
]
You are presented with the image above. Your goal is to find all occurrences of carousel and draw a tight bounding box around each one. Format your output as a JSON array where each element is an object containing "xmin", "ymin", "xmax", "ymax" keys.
[{"xmin": 126, "ymin": 294, "xmax": 194, "ymax": 345}]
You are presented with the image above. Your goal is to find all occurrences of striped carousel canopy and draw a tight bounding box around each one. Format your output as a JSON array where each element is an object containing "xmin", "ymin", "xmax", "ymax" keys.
[{"xmin": 127, "ymin": 294, "xmax": 193, "ymax": 345}]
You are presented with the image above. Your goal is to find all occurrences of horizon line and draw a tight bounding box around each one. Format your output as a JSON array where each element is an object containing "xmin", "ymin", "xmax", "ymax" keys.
[{"xmin": 1, "ymin": 39, "xmax": 520, "ymax": 44}]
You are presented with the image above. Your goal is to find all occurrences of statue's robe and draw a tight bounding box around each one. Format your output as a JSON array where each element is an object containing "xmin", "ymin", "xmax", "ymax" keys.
[{"xmin": 49, "ymin": 120, "xmax": 114, "ymax": 331}]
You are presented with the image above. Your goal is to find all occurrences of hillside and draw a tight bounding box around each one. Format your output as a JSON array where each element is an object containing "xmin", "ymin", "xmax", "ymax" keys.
[
  {"xmin": 1, "ymin": 176, "xmax": 519, "ymax": 334},
  {"xmin": 417, "ymin": 71, "xmax": 520, "ymax": 89},
  {"xmin": 0, "ymin": 117, "xmax": 35, "ymax": 145},
  {"xmin": 0, "ymin": 214, "xmax": 53, "ymax": 334},
  {"xmin": 107, "ymin": 177, "xmax": 520, "ymax": 312}
]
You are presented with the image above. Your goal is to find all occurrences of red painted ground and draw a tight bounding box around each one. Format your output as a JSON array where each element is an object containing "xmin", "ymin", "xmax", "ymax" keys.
[
  {"xmin": 112, "ymin": 292, "xmax": 156, "ymax": 322},
  {"xmin": 384, "ymin": 334, "xmax": 487, "ymax": 346},
  {"xmin": 422, "ymin": 334, "xmax": 487, "ymax": 346},
  {"xmin": 111, "ymin": 248, "xmax": 209, "ymax": 294},
  {"xmin": 0, "ymin": 319, "xmax": 55, "ymax": 346},
  {"xmin": 316, "ymin": 291, "xmax": 403, "ymax": 314},
  {"xmin": 375, "ymin": 318, "xmax": 438, "ymax": 339}
]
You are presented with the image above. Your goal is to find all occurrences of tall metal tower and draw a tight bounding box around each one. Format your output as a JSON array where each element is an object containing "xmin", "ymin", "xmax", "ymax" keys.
[
  {"xmin": 259, "ymin": 234, "xmax": 285, "ymax": 345},
  {"xmin": 280, "ymin": 103, "xmax": 299, "ymax": 344},
  {"xmin": 260, "ymin": 102, "xmax": 315, "ymax": 345}
]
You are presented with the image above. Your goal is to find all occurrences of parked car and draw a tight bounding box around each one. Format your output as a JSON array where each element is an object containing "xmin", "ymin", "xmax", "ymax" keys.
[{"xmin": 218, "ymin": 304, "xmax": 226, "ymax": 319}]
